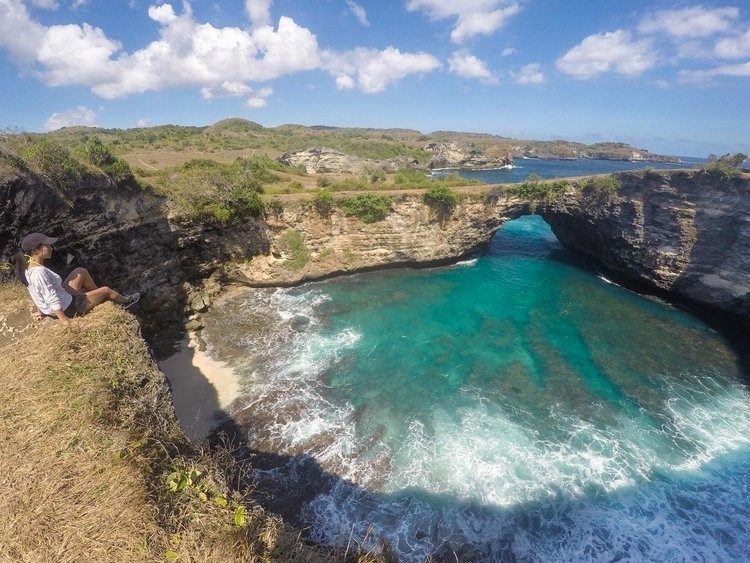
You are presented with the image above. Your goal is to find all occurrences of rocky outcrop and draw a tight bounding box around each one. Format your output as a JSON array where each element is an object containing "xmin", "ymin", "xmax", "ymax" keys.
[
  {"xmin": 425, "ymin": 142, "xmax": 513, "ymax": 169},
  {"xmin": 0, "ymin": 169, "xmax": 269, "ymax": 349},
  {"xmin": 278, "ymin": 147, "xmax": 419, "ymax": 175},
  {"xmin": 538, "ymin": 169, "xmax": 750, "ymax": 322},
  {"xmin": 240, "ymin": 195, "xmax": 528, "ymax": 285},
  {"xmin": 515, "ymin": 141, "xmax": 680, "ymax": 163}
]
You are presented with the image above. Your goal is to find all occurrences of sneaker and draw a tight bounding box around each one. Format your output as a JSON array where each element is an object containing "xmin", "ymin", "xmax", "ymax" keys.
[{"xmin": 122, "ymin": 292, "xmax": 140, "ymax": 310}]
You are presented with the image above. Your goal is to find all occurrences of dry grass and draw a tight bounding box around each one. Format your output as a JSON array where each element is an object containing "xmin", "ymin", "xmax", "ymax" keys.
[
  {"xmin": 0, "ymin": 283, "xmax": 392, "ymax": 563},
  {"xmin": 0, "ymin": 298, "xmax": 165, "ymax": 562}
]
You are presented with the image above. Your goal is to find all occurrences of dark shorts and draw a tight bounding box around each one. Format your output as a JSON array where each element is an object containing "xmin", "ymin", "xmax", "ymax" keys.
[{"xmin": 63, "ymin": 294, "xmax": 89, "ymax": 318}]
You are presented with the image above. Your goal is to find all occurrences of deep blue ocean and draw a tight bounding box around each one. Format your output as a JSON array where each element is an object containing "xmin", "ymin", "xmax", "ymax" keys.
[
  {"xmin": 204, "ymin": 159, "xmax": 749, "ymax": 561},
  {"xmin": 430, "ymin": 155, "xmax": 706, "ymax": 184}
]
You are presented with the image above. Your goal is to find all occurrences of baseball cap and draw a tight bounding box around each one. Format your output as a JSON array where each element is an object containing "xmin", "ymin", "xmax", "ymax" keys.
[{"xmin": 20, "ymin": 233, "xmax": 58, "ymax": 252}]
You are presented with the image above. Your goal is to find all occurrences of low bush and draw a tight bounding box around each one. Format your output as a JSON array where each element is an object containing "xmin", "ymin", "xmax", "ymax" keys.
[
  {"xmin": 330, "ymin": 177, "xmax": 369, "ymax": 192},
  {"xmin": 704, "ymin": 152, "xmax": 748, "ymax": 179},
  {"xmin": 338, "ymin": 193, "xmax": 393, "ymax": 223},
  {"xmin": 265, "ymin": 197, "xmax": 284, "ymax": 217},
  {"xmin": 395, "ymin": 168, "xmax": 430, "ymax": 185},
  {"xmin": 313, "ymin": 189, "xmax": 334, "ymax": 216},
  {"xmin": 581, "ymin": 174, "xmax": 621, "ymax": 195},
  {"xmin": 279, "ymin": 230, "xmax": 310, "ymax": 270},
  {"xmin": 422, "ymin": 185, "xmax": 462, "ymax": 216},
  {"xmin": 508, "ymin": 174, "xmax": 570, "ymax": 201},
  {"xmin": 22, "ymin": 137, "xmax": 83, "ymax": 195}
]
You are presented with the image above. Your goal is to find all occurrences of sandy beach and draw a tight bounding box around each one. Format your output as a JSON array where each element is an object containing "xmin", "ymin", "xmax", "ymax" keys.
[{"xmin": 158, "ymin": 332, "xmax": 239, "ymax": 442}]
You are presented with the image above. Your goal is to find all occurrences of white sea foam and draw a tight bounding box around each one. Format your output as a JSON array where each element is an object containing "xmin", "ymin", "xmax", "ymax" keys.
[
  {"xmin": 454, "ymin": 258, "xmax": 478, "ymax": 268},
  {"xmin": 597, "ymin": 273, "xmax": 620, "ymax": 286},
  {"xmin": 213, "ymin": 286, "xmax": 750, "ymax": 561}
]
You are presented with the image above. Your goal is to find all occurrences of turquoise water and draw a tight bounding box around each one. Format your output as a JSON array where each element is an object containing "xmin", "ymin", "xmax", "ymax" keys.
[{"xmin": 208, "ymin": 215, "xmax": 750, "ymax": 561}]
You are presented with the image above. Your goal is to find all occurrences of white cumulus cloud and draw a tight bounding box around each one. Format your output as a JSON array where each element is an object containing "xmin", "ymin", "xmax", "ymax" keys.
[
  {"xmin": 0, "ymin": 0, "xmax": 443, "ymax": 103},
  {"xmin": 245, "ymin": 0, "xmax": 272, "ymax": 29},
  {"xmin": 679, "ymin": 60, "xmax": 750, "ymax": 82},
  {"xmin": 29, "ymin": 0, "xmax": 58, "ymax": 9},
  {"xmin": 639, "ymin": 6, "xmax": 739, "ymax": 39},
  {"xmin": 556, "ymin": 30, "xmax": 656, "ymax": 79},
  {"xmin": 715, "ymin": 27, "xmax": 750, "ymax": 58},
  {"xmin": 346, "ymin": 0, "xmax": 369, "ymax": 27},
  {"xmin": 515, "ymin": 62, "xmax": 543, "ymax": 84},
  {"xmin": 447, "ymin": 50, "xmax": 497, "ymax": 83},
  {"xmin": 406, "ymin": 0, "xmax": 521, "ymax": 44},
  {"xmin": 201, "ymin": 81, "xmax": 254, "ymax": 100},
  {"xmin": 246, "ymin": 87, "xmax": 273, "ymax": 108},
  {"xmin": 42, "ymin": 105, "xmax": 98, "ymax": 131},
  {"xmin": 323, "ymin": 46, "xmax": 440, "ymax": 93}
]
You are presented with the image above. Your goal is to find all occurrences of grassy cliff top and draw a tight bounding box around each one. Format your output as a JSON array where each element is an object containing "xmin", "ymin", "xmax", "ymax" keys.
[{"xmin": 0, "ymin": 282, "xmax": 383, "ymax": 562}]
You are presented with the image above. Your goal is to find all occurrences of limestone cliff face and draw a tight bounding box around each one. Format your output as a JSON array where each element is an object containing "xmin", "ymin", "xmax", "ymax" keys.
[
  {"xmin": 278, "ymin": 147, "xmax": 419, "ymax": 175},
  {"xmin": 538, "ymin": 170, "xmax": 750, "ymax": 322},
  {"xmin": 3, "ymin": 167, "xmax": 749, "ymax": 332},
  {"xmin": 0, "ymin": 170, "xmax": 269, "ymax": 342},
  {"xmin": 239, "ymin": 195, "xmax": 528, "ymax": 285},
  {"xmin": 425, "ymin": 142, "xmax": 513, "ymax": 169}
]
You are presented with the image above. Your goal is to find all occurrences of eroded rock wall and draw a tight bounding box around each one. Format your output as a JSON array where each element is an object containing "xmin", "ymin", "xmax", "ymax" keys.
[
  {"xmin": 539, "ymin": 170, "xmax": 750, "ymax": 322},
  {"xmin": 3, "ymin": 167, "xmax": 749, "ymax": 332},
  {"xmin": 239, "ymin": 194, "xmax": 529, "ymax": 285},
  {"xmin": 0, "ymin": 170, "xmax": 270, "ymax": 342}
]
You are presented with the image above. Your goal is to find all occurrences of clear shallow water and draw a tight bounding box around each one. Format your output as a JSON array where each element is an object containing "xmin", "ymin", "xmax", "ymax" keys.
[
  {"xmin": 205, "ymin": 215, "xmax": 750, "ymax": 561},
  {"xmin": 431, "ymin": 156, "xmax": 704, "ymax": 184}
]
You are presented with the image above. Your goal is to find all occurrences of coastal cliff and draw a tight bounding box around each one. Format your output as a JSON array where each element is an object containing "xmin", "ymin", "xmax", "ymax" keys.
[
  {"xmin": 538, "ymin": 169, "xmax": 750, "ymax": 322},
  {"xmin": 235, "ymin": 169, "xmax": 749, "ymax": 327},
  {"xmin": 240, "ymin": 193, "xmax": 528, "ymax": 286},
  {"xmin": 2, "ymin": 168, "xmax": 748, "ymax": 329}
]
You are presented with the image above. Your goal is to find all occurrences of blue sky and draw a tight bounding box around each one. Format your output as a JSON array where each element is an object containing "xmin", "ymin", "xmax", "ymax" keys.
[{"xmin": 1, "ymin": 0, "xmax": 749, "ymax": 157}]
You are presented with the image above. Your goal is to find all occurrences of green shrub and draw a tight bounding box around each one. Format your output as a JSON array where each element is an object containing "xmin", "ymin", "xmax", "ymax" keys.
[
  {"xmin": 395, "ymin": 168, "xmax": 429, "ymax": 185},
  {"xmin": 313, "ymin": 189, "xmax": 334, "ymax": 216},
  {"xmin": 279, "ymin": 230, "xmax": 310, "ymax": 270},
  {"xmin": 330, "ymin": 177, "xmax": 368, "ymax": 191},
  {"xmin": 316, "ymin": 176, "xmax": 331, "ymax": 188},
  {"xmin": 582, "ymin": 175, "xmax": 621, "ymax": 195},
  {"xmin": 422, "ymin": 185, "xmax": 462, "ymax": 217},
  {"xmin": 265, "ymin": 197, "xmax": 283, "ymax": 217},
  {"xmin": 78, "ymin": 136, "xmax": 113, "ymax": 166},
  {"xmin": 230, "ymin": 180, "xmax": 265, "ymax": 219},
  {"xmin": 22, "ymin": 138, "xmax": 83, "ymax": 194},
  {"xmin": 508, "ymin": 174, "xmax": 569, "ymax": 201},
  {"xmin": 338, "ymin": 194, "xmax": 393, "ymax": 223},
  {"xmin": 704, "ymin": 153, "xmax": 747, "ymax": 179},
  {"xmin": 101, "ymin": 159, "xmax": 135, "ymax": 184},
  {"xmin": 370, "ymin": 169, "xmax": 386, "ymax": 184}
]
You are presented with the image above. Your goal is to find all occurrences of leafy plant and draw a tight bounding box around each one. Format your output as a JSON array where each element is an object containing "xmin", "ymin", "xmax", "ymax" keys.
[
  {"xmin": 581, "ymin": 174, "xmax": 621, "ymax": 195},
  {"xmin": 395, "ymin": 168, "xmax": 429, "ymax": 185},
  {"xmin": 704, "ymin": 152, "xmax": 748, "ymax": 179},
  {"xmin": 279, "ymin": 230, "xmax": 310, "ymax": 270},
  {"xmin": 265, "ymin": 197, "xmax": 284, "ymax": 217},
  {"xmin": 422, "ymin": 185, "xmax": 462, "ymax": 220},
  {"xmin": 338, "ymin": 193, "xmax": 393, "ymax": 223},
  {"xmin": 507, "ymin": 174, "xmax": 570, "ymax": 201},
  {"xmin": 22, "ymin": 138, "xmax": 83, "ymax": 194},
  {"xmin": 370, "ymin": 168, "xmax": 386, "ymax": 183},
  {"xmin": 313, "ymin": 188, "xmax": 334, "ymax": 216}
]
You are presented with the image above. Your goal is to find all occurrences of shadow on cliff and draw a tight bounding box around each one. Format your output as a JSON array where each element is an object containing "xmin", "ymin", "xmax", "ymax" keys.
[
  {"xmin": 666, "ymin": 172, "xmax": 750, "ymax": 381},
  {"xmin": 207, "ymin": 414, "xmax": 750, "ymax": 562}
]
